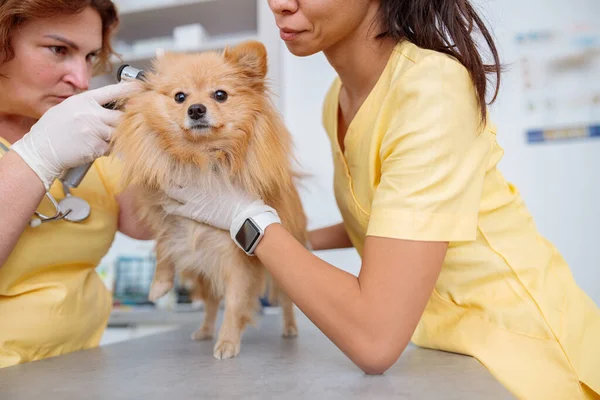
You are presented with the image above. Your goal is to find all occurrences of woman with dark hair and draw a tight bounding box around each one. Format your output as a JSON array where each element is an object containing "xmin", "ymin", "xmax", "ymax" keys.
[
  {"xmin": 162, "ymin": 1, "xmax": 600, "ymax": 398},
  {"xmin": 0, "ymin": 0, "xmax": 149, "ymax": 367}
]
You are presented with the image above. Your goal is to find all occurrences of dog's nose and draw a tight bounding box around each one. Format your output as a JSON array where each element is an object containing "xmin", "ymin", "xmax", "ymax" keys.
[{"xmin": 187, "ymin": 104, "xmax": 207, "ymax": 120}]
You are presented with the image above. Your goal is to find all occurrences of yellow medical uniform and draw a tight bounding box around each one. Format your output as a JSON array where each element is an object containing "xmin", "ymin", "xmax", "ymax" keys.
[
  {"xmin": 0, "ymin": 136, "xmax": 122, "ymax": 368},
  {"xmin": 322, "ymin": 41, "xmax": 600, "ymax": 399}
]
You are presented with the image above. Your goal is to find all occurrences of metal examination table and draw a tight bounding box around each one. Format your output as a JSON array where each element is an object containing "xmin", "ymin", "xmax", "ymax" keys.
[{"xmin": 0, "ymin": 310, "xmax": 514, "ymax": 399}]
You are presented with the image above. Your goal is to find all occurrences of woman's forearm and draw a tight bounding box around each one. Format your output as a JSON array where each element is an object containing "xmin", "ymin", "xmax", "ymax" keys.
[
  {"xmin": 0, "ymin": 151, "xmax": 46, "ymax": 266},
  {"xmin": 255, "ymin": 223, "xmax": 400, "ymax": 374},
  {"xmin": 308, "ymin": 222, "xmax": 353, "ymax": 251}
]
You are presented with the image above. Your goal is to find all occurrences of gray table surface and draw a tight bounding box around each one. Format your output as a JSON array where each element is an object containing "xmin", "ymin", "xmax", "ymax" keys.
[{"xmin": 0, "ymin": 310, "xmax": 514, "ymax": 399}]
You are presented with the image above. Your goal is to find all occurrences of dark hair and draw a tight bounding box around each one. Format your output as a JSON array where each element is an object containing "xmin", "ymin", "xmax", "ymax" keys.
[
  {"xmin": 0, "ymin": 0, "xmax": 119, "ymax": 75},
  {"xmin": 376, "ymin": 0, "xmax": 502, "ymax": 124}
]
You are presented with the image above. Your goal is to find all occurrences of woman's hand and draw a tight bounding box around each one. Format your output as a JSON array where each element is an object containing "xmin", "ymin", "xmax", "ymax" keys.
[
  {"xmin": 162, "ymin": 183, "xmax": 280, "ymax": 236},
  {"xmin": 11, "ymin": 81, "xmax": 137, "ymax": 190}
]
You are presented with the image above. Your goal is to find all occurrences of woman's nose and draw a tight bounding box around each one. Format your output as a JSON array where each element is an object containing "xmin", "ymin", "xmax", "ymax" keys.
[
  {"xmin": 268, "ymin": 0, "xmax": 299, "ymax": 15},
  {"xmin": 63, "ymin": 59, "xmax": 91, "ymax": 92}
]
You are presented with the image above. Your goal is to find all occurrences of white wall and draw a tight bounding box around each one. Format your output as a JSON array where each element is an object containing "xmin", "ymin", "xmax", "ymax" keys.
[
  {"xmin": 279, "ymin": 51, "xmax": 362, "ymax": 276},
  {"xmin": 280, "ymin": 1, "xmax": 600, "ymax": 303},
  {"xmin": 476, "ymin": 0, "xmax": 600, "ymax": 305}
]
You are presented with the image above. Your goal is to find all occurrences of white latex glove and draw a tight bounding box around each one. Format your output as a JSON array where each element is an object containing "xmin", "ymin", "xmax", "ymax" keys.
[
  {"xmin": 162, "ymin": 184, "xmax": 280, "ymax": 238},
  {"xmin": 11, "ymin": 81, "xmax": 137, "ymax": 190}
]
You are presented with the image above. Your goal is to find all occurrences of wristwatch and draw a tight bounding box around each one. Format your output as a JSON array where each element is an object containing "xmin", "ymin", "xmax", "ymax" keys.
[{"xmin": 232, "ymin": 210, "xmax": 280, "ymax": 256}]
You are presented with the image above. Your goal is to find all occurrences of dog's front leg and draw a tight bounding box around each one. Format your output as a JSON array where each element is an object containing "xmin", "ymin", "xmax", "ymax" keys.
[{"xmin": 213, "ymin": 259, "xmax": 264, "ymax": 359}]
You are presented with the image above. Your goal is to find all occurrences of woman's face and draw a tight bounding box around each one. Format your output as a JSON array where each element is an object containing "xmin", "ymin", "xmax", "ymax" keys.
[
  {"xmin": 0, "ymin": 7, "xmax": 102, "ymax": 119},
  {"xmin": 267, "ymin": 0, "xmax": 376, "ymax": 56}
]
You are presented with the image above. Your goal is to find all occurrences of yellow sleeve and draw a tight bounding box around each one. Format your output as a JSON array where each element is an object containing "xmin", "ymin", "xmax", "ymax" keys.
[
  {"xmin": 366, "ymin": 54, "xmax": 492, "ymax": 242},
  {"xmin": 94, "ymin": 154, "xmax": 125, "ymax": 197}
]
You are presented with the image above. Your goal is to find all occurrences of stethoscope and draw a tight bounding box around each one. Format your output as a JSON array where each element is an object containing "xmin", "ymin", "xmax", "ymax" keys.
[
  {"xmin": 0, "ymin": 130, "xmax": 95, "ymax": 227},
  {"xmin": 0, "ymin": 64, "xmax": 145, "ymax": 228},
  {"xmin": 30, "ymin": 165, "xmax": 93, "ymax": 227}
]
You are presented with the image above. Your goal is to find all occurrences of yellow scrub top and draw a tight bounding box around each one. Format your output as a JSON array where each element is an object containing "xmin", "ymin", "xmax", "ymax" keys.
[
  {"xmin": 322, "ymin": 41, "xmax": 600, "ymax": 400},
  {"xmin": 0, "ymin": 136, "xmax": 122, "ymax": 368}
]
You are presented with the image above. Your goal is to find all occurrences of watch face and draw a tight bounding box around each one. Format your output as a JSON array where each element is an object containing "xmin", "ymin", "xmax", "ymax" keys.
[{"xmin": 235, "ymin": 218, "xmax": 261, "ymax": 253}]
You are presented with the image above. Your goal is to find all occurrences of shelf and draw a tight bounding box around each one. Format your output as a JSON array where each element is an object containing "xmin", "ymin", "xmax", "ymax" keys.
[
  {"xmin": 114, "ymin": 0, "xmax": 257, "ymax": 42},
  {"xmin": 110, "ymin": 31, "xmax": 259, "ymax": 67}
]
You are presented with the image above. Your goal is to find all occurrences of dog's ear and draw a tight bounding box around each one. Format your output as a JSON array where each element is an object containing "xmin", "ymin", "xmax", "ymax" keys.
[{"xmin": 223, "ymin": 40, "xmax": 268, "ymax": 80}]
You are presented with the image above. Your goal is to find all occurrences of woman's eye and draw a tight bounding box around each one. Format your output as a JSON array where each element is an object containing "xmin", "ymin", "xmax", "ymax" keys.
[
  {"xmin": 86, "ymin": 53, "xmax": 98, "ymax": 63},
  {"xmin": 213, "ymin": 90, "xmax": 228, "ymax": 102},
  {"xmin": 174, "ymin": 92, "xmax": 187, "ymax": 103},
  {"xmin": 49, "ymin": 46, "xmax": 67, "ymax": 56}
]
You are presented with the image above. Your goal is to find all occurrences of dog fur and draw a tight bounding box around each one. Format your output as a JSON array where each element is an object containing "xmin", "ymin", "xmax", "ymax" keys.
[{"xmin": 111, "ymin": 41, "xmax": 308, "ymax": 359}]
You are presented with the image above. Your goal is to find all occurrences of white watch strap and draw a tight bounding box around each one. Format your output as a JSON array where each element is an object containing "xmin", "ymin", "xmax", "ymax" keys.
[
  {"xmin": 250, "ymin": 210, "xmax": 281, "ymax": 232},
  {"xmin": 229, "ymin": 203, "xmax": 281, "ymax": 243}
]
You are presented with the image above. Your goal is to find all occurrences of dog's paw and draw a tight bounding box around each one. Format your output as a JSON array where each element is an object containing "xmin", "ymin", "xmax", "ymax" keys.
[
  {"xmin": 213, "ymin": 340, "xmax": 240, "ymax": 360},
  {"xmin": 148, "ymin": 280, "xmax": 173, "ymax": 302},
  {"xmin": 191, "ymin": 328, "xmax": 214, "ymax": 341},
  {"xmin": 282, "ymin": 324, "xmax": 299, "ymax": 338}
]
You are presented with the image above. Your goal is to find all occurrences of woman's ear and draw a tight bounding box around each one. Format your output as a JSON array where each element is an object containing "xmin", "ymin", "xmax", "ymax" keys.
[{"xmin": 223, "ymin": 40, "xmax": 268, "ymax": 79}]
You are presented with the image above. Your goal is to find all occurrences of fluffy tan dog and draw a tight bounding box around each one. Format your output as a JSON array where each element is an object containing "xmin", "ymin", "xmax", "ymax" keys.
[{"xmin": 111, "ymin": 41, "xmax": 308, "ymax": 359}]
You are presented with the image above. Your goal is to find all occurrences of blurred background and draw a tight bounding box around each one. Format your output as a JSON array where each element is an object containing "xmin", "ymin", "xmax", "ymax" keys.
[{"xmin": 92, "ymin": 0, "xmax": 599, "ymax": 343}]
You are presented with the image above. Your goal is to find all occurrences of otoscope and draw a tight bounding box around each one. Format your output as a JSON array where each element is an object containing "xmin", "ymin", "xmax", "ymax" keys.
[{"xmin": 57, "ymin": 64, "xmax": 146, "ymax": 192}]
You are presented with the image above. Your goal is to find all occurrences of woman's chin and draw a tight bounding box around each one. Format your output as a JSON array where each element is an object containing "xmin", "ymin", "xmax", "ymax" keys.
[{"xmin": 284, "ymin": 41, "xmax": 321, "ymax": 58}]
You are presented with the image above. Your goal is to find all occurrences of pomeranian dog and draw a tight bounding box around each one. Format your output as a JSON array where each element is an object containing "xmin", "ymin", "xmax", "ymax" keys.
[{"xmin": 111, "ymin": 41, "xmax": 308, "ymax": 359}]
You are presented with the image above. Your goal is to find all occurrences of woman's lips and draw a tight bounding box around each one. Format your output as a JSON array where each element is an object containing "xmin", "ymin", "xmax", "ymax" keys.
[
  {"xmin": 279, "ymin": 28, "xmax": 304, "ymax": 41},
  {"xmin": 51, "ymin": 95, "xmax": 73, "ymax": 101}
]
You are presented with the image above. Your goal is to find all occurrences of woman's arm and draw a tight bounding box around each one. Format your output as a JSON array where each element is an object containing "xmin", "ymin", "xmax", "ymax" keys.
[
  {"xmin": 308, "ymin": 222, "xmax": 353, "ymax": 250},
  {"xmin": 256, "ymin": 223, "xmax": 447, "ymax": 374},
  {"xmin": 0, "ymin": 151, "xmax": 46, "ymax": 266},
  {"xmin": 116, "ymin": 186, "xmax": 154, "ymax": 240},
  {"xmin": 161, "ymin": 185, "xmax": 446, "ymax": 374},
  {"xmin": 0, "ymin": 82, "xmax": 136, "ymax": 266}
]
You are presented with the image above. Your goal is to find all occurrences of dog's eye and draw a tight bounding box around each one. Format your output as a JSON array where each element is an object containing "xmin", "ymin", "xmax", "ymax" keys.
[
  {"xmin": 213, "ymin": 90, "xmax": 228, "ymax": 103},
  {"xmin": 174, "ymin": 92, "xmax": 187, "ymax": 103}
]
